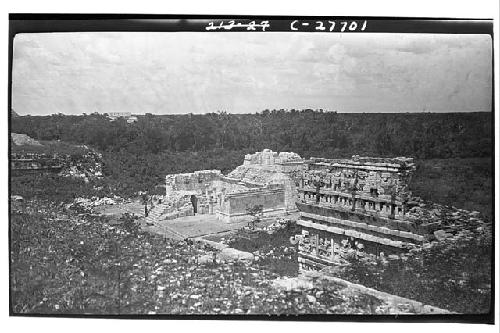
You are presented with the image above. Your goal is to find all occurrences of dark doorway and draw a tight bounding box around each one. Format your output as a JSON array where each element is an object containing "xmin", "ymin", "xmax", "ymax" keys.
[{"xmin": 190, "ymin": 195, "xmax": 198, "ymax": 214}]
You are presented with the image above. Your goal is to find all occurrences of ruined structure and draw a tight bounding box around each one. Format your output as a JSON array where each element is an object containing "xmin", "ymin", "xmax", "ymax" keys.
[
  {"xmin": 10, "ymin": 151, "xmax": 103, "ymax": 180},
  {"xmin": 293, "ymin": 155, "xmax": 430, "ymax": 271},
  {"xmin": 228, "ymin": 149, "xmax": 305, "ymax": 211},
  {"xmin": 10, "ymin": 133, "xmax": 103, "ymax": 179},
  {"xmin": 10, "ymin": 153, "xmax": 63, "ymax": 173},
  {"xmin": 160, "ymin": 150, "xmax": 303, "ymax": 224},
  {"xmin": 164, "ymin": 169, "xmax": 285, "ymax": 222}
]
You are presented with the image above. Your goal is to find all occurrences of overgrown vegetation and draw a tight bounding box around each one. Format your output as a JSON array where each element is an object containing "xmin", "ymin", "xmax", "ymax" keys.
[
  {"xmin": 10, "ymin": 173, "xmax": 105, "ymax": 203},
  {"xmin": 226, "ymin": 221, "xmax": 492, "ymax": 314},
  {"xmin": 11, "ymin": 111, "xmax": 492, "ymax": 200},
  {"xmin": 10, "ymin": 201, "xmax": 380, "ymax": 314},
  {"xmin": 12, "ymin": 111, "xmax": 491, "ymax": 159},
  {"xmin": 337, "ymin": 225, "xmax": 492, "ymax": 314},
  {"xmin": 10, "ymin": 156, "xmax": 493, "ymax": 221}
]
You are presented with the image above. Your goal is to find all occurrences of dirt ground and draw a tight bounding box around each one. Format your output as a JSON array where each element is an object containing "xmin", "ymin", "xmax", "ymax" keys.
[
  {"xmin": 95, "ymin": 201, "xmax": 299, "ymax": 240},
  {"xmin": 145, "ymin": 214, "xmax": 288, "ymax": 239}
]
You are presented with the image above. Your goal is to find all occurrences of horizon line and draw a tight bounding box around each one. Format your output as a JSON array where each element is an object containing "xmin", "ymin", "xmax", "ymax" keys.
[{"xmin": 12, "ymin": 110, "xmax": 493, "ymax": 117}]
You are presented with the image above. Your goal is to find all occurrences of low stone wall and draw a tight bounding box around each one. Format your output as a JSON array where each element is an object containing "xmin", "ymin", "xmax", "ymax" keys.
[
  {"xmin": 285, "ymin": 270, "xmax": 453, "ymax": 314},
  {"xmin": 216, "ymin": 187, "xmax": 286, "ymax": 223}
]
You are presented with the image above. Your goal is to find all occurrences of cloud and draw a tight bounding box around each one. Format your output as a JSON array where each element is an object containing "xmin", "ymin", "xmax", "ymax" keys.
[{"xmin": 11, "ymin": 32, "xmax": 492, "ymax": 115}]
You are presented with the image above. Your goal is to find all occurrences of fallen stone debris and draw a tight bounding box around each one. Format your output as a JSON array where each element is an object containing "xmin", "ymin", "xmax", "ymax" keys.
[
  {"xmin": 12, "ymin": 200, "xmax": 405, "ymax": 315},
  {"xmin": 272, "ymin": 271, "xmax": 451, "ymax": 315},
  {"xmin": 66, "ymin": 196, "xmax": 125, "ymax": 212}
]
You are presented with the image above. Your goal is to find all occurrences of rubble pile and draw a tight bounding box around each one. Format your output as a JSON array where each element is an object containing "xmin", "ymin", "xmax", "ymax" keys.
[
  {"xmin": 67, "ymin": 196, "xmax": 124, "ymax": 212},
  {"xmin": 228, "ymin": 150, "xmax": 303, "ymax": 185},
  {"xmin": 253, "ymin": 218, "xmax": 293, "ymax": 234},
  {"xmin": 57, "ymin": 151, "xmax": 103, "ymax": 181},
  {"xmin": 158, "ymin": 193, "xmax": 194, "ymax": 220},
  {"xmin": 227, "ymin": 166, "xmax": 278, "ymax": 184},
  {"xmin": 406, "ymin": 198, "xmax": 488, "ymax": 237}
]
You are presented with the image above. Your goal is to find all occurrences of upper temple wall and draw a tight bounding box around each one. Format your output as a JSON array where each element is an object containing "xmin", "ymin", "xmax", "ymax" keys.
[
  {"xmin": 165, "ymin": 170, "xmax": 223, "ymax": 193},
  {"xmin": 242, "ymin": 149, "xmax": 304, "ymax": 169},
  {"xmin": 298, "ymin": 155, "xmax": 416, "ymax": 219},
  {"xmin": 303, "ymin": 155, "xmax": 415, "ymax": 198}
]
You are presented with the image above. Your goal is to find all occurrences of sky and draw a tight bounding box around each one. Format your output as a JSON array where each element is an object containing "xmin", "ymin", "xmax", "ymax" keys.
[{"xmin": 11, "ymin": 32, "xmax": 492, "ymax": 115}]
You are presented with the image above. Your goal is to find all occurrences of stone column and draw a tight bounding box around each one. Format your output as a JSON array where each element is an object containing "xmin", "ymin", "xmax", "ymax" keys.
[
  {"xmin": 209, "ymin": 200, "xmax": 214, "ymax": 214},
  {"xmin": 330, "ymin": 238, "xmax": 335, "ymax": 262}
]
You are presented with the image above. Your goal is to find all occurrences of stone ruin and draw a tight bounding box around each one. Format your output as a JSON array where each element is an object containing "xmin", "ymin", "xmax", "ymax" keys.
[
  {"xmin": 292, "ymin": 155, "xmax": 490, "ymax": 271},
  {"xmin": 158, "ymin": 150, "xmax": 489, "ymax": 273},
  {"xmin": 10, "ymin": 150, "xmax": 103, "ymax": 181},
  {"xmin": 160, "ymin": 149, "xmax": 305, "ymax": 223},
  {"xmin": 228, "ymin": 149, "xmax": 305, "ymax": 211}
]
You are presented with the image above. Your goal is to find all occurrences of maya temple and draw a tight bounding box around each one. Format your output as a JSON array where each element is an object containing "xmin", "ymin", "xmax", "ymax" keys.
[{"xmin": 293, "ymin": 155, "xmax": 431, "ymax": 271}]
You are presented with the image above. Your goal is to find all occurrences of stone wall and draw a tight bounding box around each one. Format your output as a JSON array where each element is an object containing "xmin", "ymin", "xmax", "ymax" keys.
[{"xmin": 216, "ymin": 185, "xmax": 286, "ymax": 223}]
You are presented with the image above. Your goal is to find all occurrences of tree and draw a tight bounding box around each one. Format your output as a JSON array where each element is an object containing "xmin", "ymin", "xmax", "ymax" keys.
[{"xmin": 246, "ymin": 204, "xmax": 264, "ymax": 230}]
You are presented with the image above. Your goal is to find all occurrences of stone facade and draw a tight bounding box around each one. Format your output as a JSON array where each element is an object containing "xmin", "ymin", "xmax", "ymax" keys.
[
  {"xmin": 294, "ymin": 155, "xmax": 422, "ymax": 271},
  {"xmin": 216, "ymin": 185, "xmax": 286, "ymax": 223}
]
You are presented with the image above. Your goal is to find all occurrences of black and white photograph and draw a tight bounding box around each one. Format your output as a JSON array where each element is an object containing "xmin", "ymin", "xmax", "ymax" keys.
[{"xmin": 7, "ymin": 12, "xmax": 496, "ymax": 324}]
